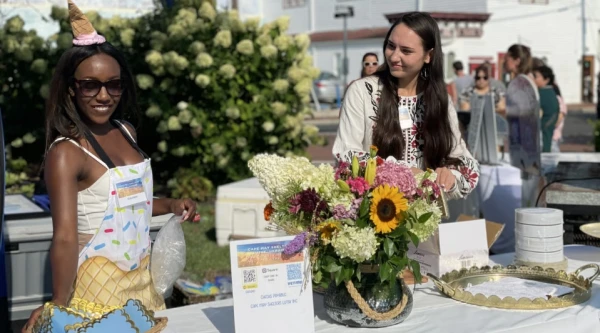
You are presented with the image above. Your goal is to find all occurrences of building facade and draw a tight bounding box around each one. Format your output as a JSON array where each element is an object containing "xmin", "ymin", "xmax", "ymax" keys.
[{"xmin": 240, "ymin": 0, "xmax": 600, "ymax": 104}]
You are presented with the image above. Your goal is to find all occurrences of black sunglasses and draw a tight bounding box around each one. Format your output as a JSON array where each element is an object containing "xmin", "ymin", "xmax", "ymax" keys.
[
  {"xmin": 73, "ymin": 79, "xmax": 124, "ymax": 97},
  {"xmin": 476, "ymin": 76, "xmax": 488, "ymax": 81},
  {"xmin": 364, "ymin": 62, "xmax": 378, "ymax": 67}
]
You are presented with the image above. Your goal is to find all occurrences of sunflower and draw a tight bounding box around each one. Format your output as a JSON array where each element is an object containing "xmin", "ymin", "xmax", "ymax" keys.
[
  {"xmin": 316, "ymin": 220, "xmax": 341, "ymax": 244},
  {"xmin": 370, "ymin": 184, "xmax": 408, "ymax": 233}
]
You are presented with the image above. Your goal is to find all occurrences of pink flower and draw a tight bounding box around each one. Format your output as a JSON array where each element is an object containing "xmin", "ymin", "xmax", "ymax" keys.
[
  {"xmin": 373, "ymin": 161, "xmax": 417, "ymax": 196},
  {"xmin": 335, "ymin": 161, "xmax": 350, "ymax": 180},
  {"xmin": 346, "ymin": 177, "xmax": 370, "ymax": 195}
]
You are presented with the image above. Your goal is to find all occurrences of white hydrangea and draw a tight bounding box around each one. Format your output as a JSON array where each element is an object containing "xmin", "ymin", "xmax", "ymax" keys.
[
  {"xmin": 271, "ymin": 102, "xmax": 288, "ymax": 117},
  {"xmin": 178, "ymin": 109, "xmax": 192, "ymax": 124},
  {"xmin": 145, "ymin": 104, "xmax": 162, "ymax": 118},
  {"xmin": 225, "ymin": 106, "xmax": 240, "ymax": 119},
  {"xmin": 273, "ymin": 34, "xmax": 292, "ymax": 51},
  {"xmin": 218, "ymin": 156, "xmax": 230, "ymax": 168},
  {"xmin": 236, "ymin": 40, "xmax": 254, "ymax": 55},
  {"xmin": 331, "ymin": 226, "xmax": 379, "ymax": 263},
  {"xmin": 294, "ymin": 33, "xmax": 310, "ymax": 50},
  {"xmin": 136, "ymin": 74, "xmax": 154, "ymax": 90},
  {"xmin": 157, "ymin": 141, "xmax": 168, "ymax": 153},
  {"xmin": 195, "ymin": 74, "xmax": 211, "ymax": 88},
  {"xmin": 294, "ymin": 78, "xmax": 312, "ymax": 97},
  {"xmin": 188, "ymin": 41, "xmax": 206, "ymax": 54},
  {"xmin": 256, "ymin": 34, "xmax": 272, "ymax": 47},
  {"xmin": 195, "ymin": 52, "xmax": 213, "ymax": 68},
  {"xmin": 167, "ymin": 116, "xmax": 182, "ymax": 131},
  {"xmin": 273, "ymin": 79, "xmax": 289, "ymax": 93},
  {"xmin": 177, "ymin": 101, "xmax": 189, "ymax": 110},
  {"xmin": 22, "ymin": 133, "xmax": 36, "ymax": 144},
  {"xmin": 260, "ymin": 45, "xmax": 278, "ymax": 59},
  {"xmin": 145, "ymin": 50, "xmax": 164, "ymax": 68},
  {"xmin": 299, "ymin": 55, "xmax": 313, "ymax": 69},
  {"xmin": 408, "ymin": 198, "xmax": 442, "ymax": 241},
  {"xmin": 198, "ymin": 1, "xmax": 217, "ymax": 22},
  {"xmin": 172, "ymin": 146, "xmax": 186, "ymax": 157},
  {"xmin": 275, "ymin": 16, "xmax": 290, "ymax": 32},
  {"xmin": 120, "ymin": 28, "xmax": 135, "ymax": 47},
  {"xmin": 219, "ymin": 64, "xmax": 236, "ymax": 79},
  {"xmin": 214, "ymin": 30, "xmax": 232, "ymax": 48},
  {"xmin": 245, "ymin": 17, "xmax": 261, "ymax": 31},
  {"xmin": 262, "ymin": 121, "xmax": 275, "ymax": 132},
  {"xmin": 287, "ymin": 66, "xmax": 306, "ymax": 83},
  {"xmin": 268, "ymin": 136, "xmax": 279, "ymax": 145}
]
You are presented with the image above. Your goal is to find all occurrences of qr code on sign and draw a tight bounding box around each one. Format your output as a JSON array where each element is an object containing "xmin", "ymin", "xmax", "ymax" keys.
[
  {"xmin": 243, "ymin": 269, "xmax": 257, "ymax": 284},
  {"xmin": 286, "ymin": 263, "xmax": 302, "ymax": 281}
]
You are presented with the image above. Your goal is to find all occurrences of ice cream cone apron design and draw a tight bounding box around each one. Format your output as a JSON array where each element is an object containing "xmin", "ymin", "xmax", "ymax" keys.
[{"xmin": 52, "ymin": 120, "xmax": 165, "ymax": 311}]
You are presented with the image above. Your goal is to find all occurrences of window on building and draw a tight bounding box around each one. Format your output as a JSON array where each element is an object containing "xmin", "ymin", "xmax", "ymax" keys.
[
  {"xmin": 518, "ymin": 0, "xmax": 549, "ymax": 4},
  {"xmin": 445, "ymin": 52, "xmax": 456, "ymax": 81},
  {"xmin": 283, "ymin": 0, "xmax": 306, "ymax": 9}
]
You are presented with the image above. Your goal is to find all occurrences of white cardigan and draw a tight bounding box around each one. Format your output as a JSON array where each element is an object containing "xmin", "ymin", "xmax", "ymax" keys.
[{"xmin": 332, "ymin": 75, "xmax": 480, "ymax": 200}]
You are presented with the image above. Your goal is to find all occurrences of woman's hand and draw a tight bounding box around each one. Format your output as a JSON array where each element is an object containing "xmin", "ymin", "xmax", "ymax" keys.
[
  {"xmin": 22, "ymin": 305, "xmax": 43, "ymax": 332},
  {"xmin": 435, "ymin": 167, "xmax": 456, "ymax": 192},
  {"xmin": 169, "ymin": 198, "xmax": 198, "ymax": 222},
  {"xmin": 410, "ymin": 167, "xmax": 423, "ymax": 175}
]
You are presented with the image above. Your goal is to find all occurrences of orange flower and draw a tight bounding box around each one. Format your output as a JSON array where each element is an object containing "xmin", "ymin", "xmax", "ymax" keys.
[{"xmin": 264, "ymin": 202, "xmax": 274, "ymax": 221}]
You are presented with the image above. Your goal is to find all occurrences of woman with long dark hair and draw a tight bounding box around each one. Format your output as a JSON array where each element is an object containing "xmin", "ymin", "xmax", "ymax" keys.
[
  {"xmin": 23, "ymin": 2, "xmax": 197, "ymax": 331},
  {"xmin": 333, "ymin": 12, "xmax": 479, "ymax": 199}
]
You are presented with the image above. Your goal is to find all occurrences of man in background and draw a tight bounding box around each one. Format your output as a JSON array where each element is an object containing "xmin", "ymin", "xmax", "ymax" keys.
[{"xmin": 452, "ymin": 61, "xmax": 473, "ymax": 106}]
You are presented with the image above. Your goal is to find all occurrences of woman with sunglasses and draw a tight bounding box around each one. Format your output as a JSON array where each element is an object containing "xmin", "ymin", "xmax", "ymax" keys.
[
  {"xmin": 458, "ymin": 65, "xmax": 506, "ymax": 114},
  {"xmin": 361, "ymin": 52, "xmax": 379, "ymax": 78},
  {"xmin": 23, "ymin": 2, "xmax": 196, "ymax": 331},
  {"xmin": 333, "ymin": 12, "xmax": 479, "ymax": 199}
]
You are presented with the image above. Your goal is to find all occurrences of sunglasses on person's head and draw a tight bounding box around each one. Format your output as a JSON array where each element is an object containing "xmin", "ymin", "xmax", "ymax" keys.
[
  {"xmin": 73, "ymin": 79, "xmax": 124, "ymax": 97},
  {"xmin": 364, "ymin": 62, "xmax": 378, "ymax": 67},
  {"xmin": 476, "ymin": 75, "xmax": 488, "ymax": 81}
]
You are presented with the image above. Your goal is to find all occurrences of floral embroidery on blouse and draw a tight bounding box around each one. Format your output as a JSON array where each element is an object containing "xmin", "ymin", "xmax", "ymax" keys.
[{"xmin": 333, "ymin": 78, "xmax": 480, "ymax": 199}]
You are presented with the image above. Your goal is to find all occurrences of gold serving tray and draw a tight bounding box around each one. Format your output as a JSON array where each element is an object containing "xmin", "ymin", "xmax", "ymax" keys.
[{"xmin": 428, "ymin": 264, "xmax": 600, "ymax": 310}]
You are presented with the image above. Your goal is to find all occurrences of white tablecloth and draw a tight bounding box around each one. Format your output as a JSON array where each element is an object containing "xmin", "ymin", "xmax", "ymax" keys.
[{"xmin": 157, "ymin": 245, "xmax": 600, "ymax": 333}]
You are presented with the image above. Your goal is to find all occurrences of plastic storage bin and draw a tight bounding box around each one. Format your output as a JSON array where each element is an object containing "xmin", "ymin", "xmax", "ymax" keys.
[{"xmin": 215, "ymin": 177, "xmax": 284, "ymax": 246}]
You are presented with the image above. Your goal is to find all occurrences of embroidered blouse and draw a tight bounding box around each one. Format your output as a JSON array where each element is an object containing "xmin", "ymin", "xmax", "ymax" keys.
[{"xmin": 332, "ymin": 75, "xmax": 480, "ymax": 200}]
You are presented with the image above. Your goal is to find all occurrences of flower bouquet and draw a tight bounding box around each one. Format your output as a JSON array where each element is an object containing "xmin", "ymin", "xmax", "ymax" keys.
[{"xmin": 248, "ymin": 146, "xmax": 444, "ymax": 328}]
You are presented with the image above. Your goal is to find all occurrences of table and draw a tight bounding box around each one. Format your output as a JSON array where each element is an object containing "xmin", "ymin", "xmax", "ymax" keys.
[{"xmin": 157, "ymin": 245, "xmax": 600, "ymax": 333}]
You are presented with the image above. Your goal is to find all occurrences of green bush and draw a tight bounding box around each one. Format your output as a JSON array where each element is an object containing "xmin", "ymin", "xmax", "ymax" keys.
[{"xmin": 1, "ymin": 1, "xmax": 324, "ymax": 199}]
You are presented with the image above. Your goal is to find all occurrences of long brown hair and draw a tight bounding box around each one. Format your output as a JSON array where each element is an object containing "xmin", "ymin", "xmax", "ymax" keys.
[
  {"xmin": 372, "ymin": 12, "xmax": 455, "ymax": 169},
  {"xmin": 44, "ymin": 42, "xmax": 139, "ymax": 152},
  {"xmin": 507, "ymin": 44, "xmax": 532, "ymax": 74}
]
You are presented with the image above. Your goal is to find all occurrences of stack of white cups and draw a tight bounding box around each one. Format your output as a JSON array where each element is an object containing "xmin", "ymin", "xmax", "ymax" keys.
[{"xmin": 514, "ymin": 208, "xmax": 567, "ymax": 270}]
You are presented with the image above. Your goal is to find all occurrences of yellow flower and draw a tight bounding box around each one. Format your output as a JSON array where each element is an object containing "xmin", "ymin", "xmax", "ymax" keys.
[
  {"xmin": 316, "ymin": 221, "xmax": 341, "ymax": 244},
  {"xmin": 370, "ymin": 185, "xmax": 408, "ymax": 234}
]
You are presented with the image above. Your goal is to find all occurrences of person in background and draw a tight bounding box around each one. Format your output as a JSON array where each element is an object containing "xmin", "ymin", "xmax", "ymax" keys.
[
  {"xmin": 482, "ymin": 61, "xmax": 506, "ymax": 95},
  {"xmin": 361, "ymin": 52, "xmax": 379, "ymax": 78},
  {"xmin": 458, "ymin": 64, "xmax": 506, "ymax": 114},
  {"xmin": 451, "ymin": 61, "xmax": 473, "ymax": 106},
  {"xmin": 551, "ymin": 81, "xmax": 568, "ymax": 152},
  {"xmin": 532, "ymin": 65, "xmax": 560, "ymax": 153}
]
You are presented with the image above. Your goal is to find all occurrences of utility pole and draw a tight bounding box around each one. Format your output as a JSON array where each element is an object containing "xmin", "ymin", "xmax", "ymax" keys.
[
  {"xmin": 335, "ymin": 5, "xmax": 354, "ymax": 88},
  {"xmin": 582, "ymin": 0, "xmax": 586, "ymax": 57}
]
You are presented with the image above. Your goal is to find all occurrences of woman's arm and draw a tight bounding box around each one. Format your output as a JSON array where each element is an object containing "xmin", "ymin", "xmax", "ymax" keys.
[
  {"xmin": 444, "ymin": 102, "xmax": 481, "ymax": 200},
  {"xmin": 45, "ymin": 143, "xmax": 84, "ymax": 306},
  {"xmin": 332, "ymin": 80, "xmax": 368, "ymax": 163}
]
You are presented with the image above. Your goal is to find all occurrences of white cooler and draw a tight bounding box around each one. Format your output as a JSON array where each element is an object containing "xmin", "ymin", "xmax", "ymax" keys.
[{"xmin": 215, "ymin": 177, "xmax": 284, "ymax": 246}]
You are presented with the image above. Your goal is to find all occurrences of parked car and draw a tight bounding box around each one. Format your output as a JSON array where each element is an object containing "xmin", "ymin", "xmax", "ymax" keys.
[{"xmin": 313, "ymin": 71, "xmax": 343, "ymax": 105}]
